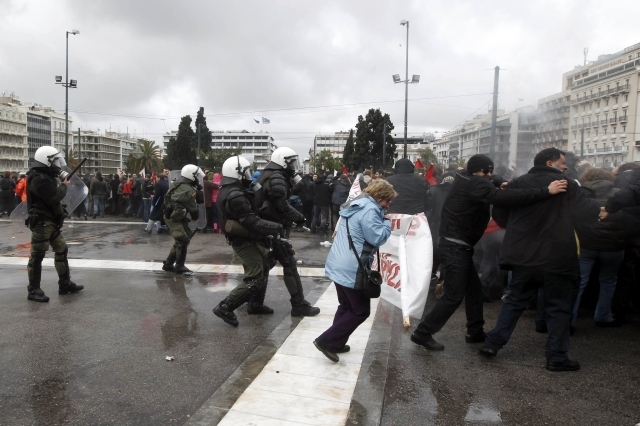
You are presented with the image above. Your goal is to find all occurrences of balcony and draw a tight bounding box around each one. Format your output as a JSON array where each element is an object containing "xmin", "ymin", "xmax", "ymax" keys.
[
  {"xmin": 617, "ymin": 84, "xmax": 630, "ymax": 93},
  {"xmin": 614, "ymin": 145, "xmax": 626, "ymax": 152},
  {"xmin": 596, "ymin": 148, "xmax": 606, "ymax": 153},
  {"xmin": 610, "ymin": 118, "xmax": 618, "ymax": 123},
  {"xmin": 603, "ymin": 147, "xmax": 612, "ymax": 152},
  {"xmin": 619, "ymin": 116, "xmax": 628, "ymax": 123},
  {"xmin": 601, "ymin": 120, "xmax": 609, "ymax": 126}
]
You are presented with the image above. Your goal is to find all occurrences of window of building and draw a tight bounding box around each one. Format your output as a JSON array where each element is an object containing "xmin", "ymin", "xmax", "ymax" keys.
[
  {"xmin": 624, "ymin": 95, "xmax": 628, "ymax": 102},
  {"xmin": 613, "ymin": 127, "xmax": 617, "ymax": 133},
  {"xmin": 614, "ymin": 97, "xmax": 618, "ymax": 104},
  {"xmin": 605, "ymin": 99, "xmax": 609, "ymax": 106},
  {"xmin": 623, "ymin": 126, "xmax": 626, "ymax": 133},
  {"xmin": 604, "ymin": 128, "xmax": 607, "ymax": 135}
]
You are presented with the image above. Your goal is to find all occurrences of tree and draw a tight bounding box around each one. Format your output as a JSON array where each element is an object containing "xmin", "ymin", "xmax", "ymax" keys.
[
  {"xmin": 198, "ymin": 146, "xmax": 243, "ymax": 172},
  {"xmin": 352, "ymin": 109, "xmax": 395, "ymax": 171},
  {"xmin": 164, "ymin": 115, "xmax": 196, "ymax": 170},
  {"xmin": 342, "ymin": 129, "xmax": 355, "ymax": 171},
  {"xmin": 63, "ymin": 148, "xmax": 78, "ymax": 170},
  {"xmin": 311, "ymin": 149, "xmax": 342, "ymax": 175},
  {"xmin": 194, "ymin": 107, "xmax": 213, "ymax": 155},
  {"xmin": 415, "ymin": 146, "xmax": 440, "ymax": 167},
  {"xmin": 126, "ymin": 139, "xmax": 164, "ymax": 174}
]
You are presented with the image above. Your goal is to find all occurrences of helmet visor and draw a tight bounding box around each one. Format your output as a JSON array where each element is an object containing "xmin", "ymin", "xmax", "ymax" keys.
[
  {"xmin": 285, "ymin": 156, "xmax": 299, "ymax": 172},
  {"xmin": 51, "ymin": 153, "xmax": 67, "ymax": 169}
]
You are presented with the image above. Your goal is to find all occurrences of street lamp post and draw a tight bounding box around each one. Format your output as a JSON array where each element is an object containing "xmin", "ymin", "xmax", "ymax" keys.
[
  {"xmin": 55, "ymin": 29, "xmax": 79, "ymax": 164},
  {"xmin": 393, "ymin": 20, "xmax": 419, "ymax": 159}
]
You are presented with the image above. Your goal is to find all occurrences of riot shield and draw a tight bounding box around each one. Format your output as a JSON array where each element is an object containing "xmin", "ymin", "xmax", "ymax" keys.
[
  {"xmin": 171, "ymin": 170, "xmax": 206, "ymax": 230},
  {"xmin": 61, "ymin": 174, "xmax": 89, "ymax": 215},
  {"xmin": 9, "ymin": 174, "xmax": 87, "ymax": 226},
  {"xmin": 9, "ymin": 201, "xmax": 28, "ymax": 226}
]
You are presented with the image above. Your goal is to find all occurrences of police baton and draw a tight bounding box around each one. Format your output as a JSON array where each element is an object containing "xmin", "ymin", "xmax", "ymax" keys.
[{"xmin": 65, "ymin": 158, "xmax": 88, "ymax": 181}]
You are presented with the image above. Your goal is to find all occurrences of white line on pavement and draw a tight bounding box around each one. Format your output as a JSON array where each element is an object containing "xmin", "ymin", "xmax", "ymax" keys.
[{"xmin": 0, "ymin": 256, "xmax": 326, "ymax": 277}]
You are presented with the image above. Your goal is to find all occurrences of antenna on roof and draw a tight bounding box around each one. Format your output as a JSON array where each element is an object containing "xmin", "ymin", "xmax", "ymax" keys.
[{"xmin": 583, "ymin": 47, "xmax": 589, "ymax": 66}]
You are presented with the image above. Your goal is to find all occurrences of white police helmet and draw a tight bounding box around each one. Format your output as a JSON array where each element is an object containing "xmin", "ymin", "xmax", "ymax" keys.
[
  {"xmin": 222, "ymin": 156, "xmax": 253, "ymax": 187},
  {"xmin": 180, "ymin": 164, "xmax": 205, "ymax": 183},
  {"xmin": 34, "ymin": 146, "xmax": 66, "ymax": 170},
  {"xmin": 270, "ymin": 147, "xmax": 299, "ymax": 174}
]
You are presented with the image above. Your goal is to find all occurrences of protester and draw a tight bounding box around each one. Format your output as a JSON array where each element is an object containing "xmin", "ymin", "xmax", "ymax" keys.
[
  {"xmin": 140, "ymin": 175, "xmax": 153, "ymax": 222},
  {"xmin": 110, "ymin": 174, "xmax": 120, "ymax": 215},
  {"xmin": 122, "ymin": 176, "xmax": 134, "ymax": 217},
  {"xmin": 425, "ymin": 171, "xmax": 455, "ymax": 286},
  {"xmin": 385, "ymin": 158, "xmax": 428, "ymax": 215},
  {"xmin": 411, "ymin": 154, "xmax": 568, "ymax": 352},
  {"xmin": 358, "ymin": 170, "xmax": 372, "ymax": 190},
  {"xmin": 0, "ymin": 171, "xmax": 15, "ymax": 216},
  {"xmin": 14, "ymin": 171, "xmax": 27, "ymax": 204},
  {"xmin": 292, "ymin": 173, "xmax": 314, "ymax": 228},
  {"xmin": 573, "ymin": 168, "xmax": 640, "ymax": 328},
  {"xmin": 145, "ymin": 173, "xmax": 169, "ymax": 234},
  {"xmin": 211, "ymin": 172, "xmax": 222, "ymax": 233},
  {"xmin": 330, "ymin": 174, "xmax": 351, "ymax": 231},
  {"xmin": 311, "ymin": 173, "xmax": 333, "ymax": 237},
  {"xmin": 479, "ymin": 148, "xmax": 600, "ymax": 372},
  {"xmin": 91, "ymin": 172, "xmax": 109, "ymax": 219},
  {"xmin": 314, "ymin": 180, "xmax": 396, "ymax": 362}
]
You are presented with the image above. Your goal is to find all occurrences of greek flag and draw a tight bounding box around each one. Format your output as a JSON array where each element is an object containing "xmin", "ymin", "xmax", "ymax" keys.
[{"xmin": 262, "ymin": 117, "xmax": 270, "ymax": 124}]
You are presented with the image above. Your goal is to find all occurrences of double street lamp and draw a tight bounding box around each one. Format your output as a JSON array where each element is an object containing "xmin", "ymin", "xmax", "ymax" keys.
[
  {"xmin": 393, "ymin": 20, "xmax": 419, "ymax": 159},
  {"xmin": 55, "ymin": 29, "xmax": 80, "ymax": 164}
]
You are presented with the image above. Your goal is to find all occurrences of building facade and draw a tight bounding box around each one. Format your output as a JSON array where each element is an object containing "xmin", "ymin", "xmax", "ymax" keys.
[
  {"xmin": 210, "ymin": 130, "xmax": 276, "ymax": 169},
  {"xmin": 0, "ymin": 102, "xmax": 29, "ymax": 172},
  {"xmin": 313, "ymin": 132, "xmax": 351, "ymax": 159},
  {"xmin": 563, "ymin": 42, "xmax": 640, "ymax": 167},
  {"xmin": 72, "ymin": 130, "xmax": 140, "ymax": 175},
  {"xmin": 533, "ymin": 91, "xmax": 571, "ymax": 155}
]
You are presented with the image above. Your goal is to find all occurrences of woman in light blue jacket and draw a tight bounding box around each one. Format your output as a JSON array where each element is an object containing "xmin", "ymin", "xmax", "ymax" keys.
[{"xmin": 314, "ymin": 180, "xmax": 396, "ymax": 362}]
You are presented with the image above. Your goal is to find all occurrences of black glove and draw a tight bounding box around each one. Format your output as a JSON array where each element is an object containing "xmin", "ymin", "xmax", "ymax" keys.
[{"xmin": 195, "ymin": 190, "xmax": 205, "ymax": 204}]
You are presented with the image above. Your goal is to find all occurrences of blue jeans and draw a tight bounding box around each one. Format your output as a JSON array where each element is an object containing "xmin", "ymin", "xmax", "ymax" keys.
[
  {"xmin": 485, "ymin": 266, "xmax": 572, "ymax": 363},
  {"xmin": 93, "ymin": 195, "xmax": 105, "ymax": 217},
  {"xmin": 414, "ymin": 238, "xmax": 484, "ymax": 338},
  {"xmin": 573, "ymin": 248, "xmax": 624, "ymax": 323}
]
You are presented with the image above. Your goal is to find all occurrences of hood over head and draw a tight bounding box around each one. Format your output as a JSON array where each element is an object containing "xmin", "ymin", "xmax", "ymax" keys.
[{"xmin": 394, "ymin": 158, "xmax": 415, "ymax": 174}]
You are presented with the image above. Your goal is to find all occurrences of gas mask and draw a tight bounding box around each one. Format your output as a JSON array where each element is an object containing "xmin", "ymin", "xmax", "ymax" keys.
[{"xmin": 51, "ymin": 155, "xmax": 69, "ymax": 180}]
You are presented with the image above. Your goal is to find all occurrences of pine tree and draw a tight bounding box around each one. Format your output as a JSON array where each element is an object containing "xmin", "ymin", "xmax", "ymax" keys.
[
  {"xmin": 353, "ymin": 109, "xmax": 395, "ymax": 171},
  {"xmin": 194, "ymin": 107, "xmax": 213, "ymax": 154},
  {"xmin": 342, "ymin": 129, "xmax": 355, "ymax": 171},
  {"xmin": 164, "ymin": 115, "xmax": 196, "ymax": 170}
]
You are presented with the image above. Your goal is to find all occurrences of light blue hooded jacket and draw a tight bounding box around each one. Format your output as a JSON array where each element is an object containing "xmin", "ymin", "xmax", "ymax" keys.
[{"xmin": 325, "ymin": 194, "xmax": 391, "ymax": 289}]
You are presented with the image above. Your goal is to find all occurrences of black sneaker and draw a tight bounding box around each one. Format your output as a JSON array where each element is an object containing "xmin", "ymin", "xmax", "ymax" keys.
[
  {"xmin": 174, "ymin": 265, "xmax": 193, "ymax": 275},
  {"xmin": 465, "ymin": 331, "xmax": 487, "ymax": 344},
  {"xmin": 546, "ymin": 359, "xmax": 580, "ymax": 372},
  {"xmin": 410, "ymin": 333, "xmax": 445, "ymax": 351},
  {"xmin": 27, "ymin": 286, "xmax": 50, "ymax": 303},
  {"xmin": 535, "ymin": 324, "xmax": 548, "ymax": 333},
  {"xmin": 478, "ymin": 345, "xmax": 498, "ymax": 357},
  {"xmin": 313, "ymin": 340, "xmax": 339, "ymax": 363}
]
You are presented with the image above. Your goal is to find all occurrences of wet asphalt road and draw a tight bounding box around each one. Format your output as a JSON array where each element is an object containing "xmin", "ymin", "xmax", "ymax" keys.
[{"xmin": 1, "ymin": 218, "xmax": 640, "ymax": 425}]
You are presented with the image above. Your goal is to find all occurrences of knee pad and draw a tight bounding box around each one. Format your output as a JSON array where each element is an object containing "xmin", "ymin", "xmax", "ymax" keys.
[
  {"xmin": 54, "ymin": 247, "xmax": 68, "ymax": 262},
  {"xmin": 31, "ymin": 250, "xmax": 46, "ymax": 262}
]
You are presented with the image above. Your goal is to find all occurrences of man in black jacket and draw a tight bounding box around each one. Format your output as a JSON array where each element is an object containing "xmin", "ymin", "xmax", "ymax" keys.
[
  {"xmin": 292, "ymin": 173, "xmax": 314, "ymax": 227},
  {"xmin": 386, "ymin": 158, "xmax": 427, "ymax": 215},
  {"xmin": 479, "ymin": 148, "xmax": 600, "ymax": 372},
  {"xmin": 311, "ymin": 174, "xmax": 333, "ymax": 236},
  {"xmin": 411, "ymin": 154, "xmax": 568, "ymax": 351}
]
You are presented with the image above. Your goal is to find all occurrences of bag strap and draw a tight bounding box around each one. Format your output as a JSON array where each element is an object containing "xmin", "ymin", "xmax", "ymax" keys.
[{"xmin": 345, "ymin": 217, "xmax": 380, "ymax": 272}]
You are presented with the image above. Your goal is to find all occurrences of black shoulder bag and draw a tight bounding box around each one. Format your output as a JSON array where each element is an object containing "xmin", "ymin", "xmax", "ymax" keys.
[{"xmin": 345, "ymin": 217, "xmax": 383, "ymax": 298}]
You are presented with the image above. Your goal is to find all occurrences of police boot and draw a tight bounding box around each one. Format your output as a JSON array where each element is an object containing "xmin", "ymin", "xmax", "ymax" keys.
[
  {"xmin": 174, "ymin": 245, "xmax": 192, "ymax": 275},
  {"xmin": 291, "ymin": 295, "xmax": 320, "ymax": 317},
  {"xmin": 27, "ymin": 285, "xmax": 49, "ymax": 303},
  {"xmin": 247, "ymin": 284, "xmax": 274, "ymax": 315},
  {"xmin": 163, "ymin": 252, "xmax": 176, "ymax": 272},
  {"xmin": 213, "ymin": 297, "xmax": 240, "ymax": 326},
  {"xmin": 58, "ymin": 279, "xmax": 84, "ymax": 295}
]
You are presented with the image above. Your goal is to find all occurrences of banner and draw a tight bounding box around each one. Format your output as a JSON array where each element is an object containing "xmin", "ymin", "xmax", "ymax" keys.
[{"xmin": 374, "ymin": 213, "xmax": 432, "ymax": 327}]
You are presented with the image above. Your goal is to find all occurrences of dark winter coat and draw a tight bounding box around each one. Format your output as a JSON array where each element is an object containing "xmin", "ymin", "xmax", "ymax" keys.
[
  {"xmin": 331, "ymin": 178, "xmax": 351, "ymax": 206},
  {"xmin": 312, "ymin": 176, "xmax": 334, "ymax": 207},
  {"xmin": 110, "ymin": 175, "xmax": 120, "ymax": 197},
  {"xmin": 149, "ymin": 177, "xmax": 169, "ymax": 221},
  {"xmin": 574, "ymin": 180, "xmax": 627, "ymax": 251},
  {"xmin": 493, "ymin": 166, "xmax": 600, "ymax": 277},
  {"xmin": 425, "ymin": 173, "xmax": 454, "ymax": 243},
  {"xmin": 292, "ymin": 175, "xmax": 314, "ymax": 203},
  {"xmin": 441, "ymin": 169, "xmax": 554, "ymax": 247},
  {"xmin": 91, "ymin": 178, "xmax": 108, "ymax": 196},
  {"xmin": 385, "ymin": 159, "xmax": 428, "ymax": 215},
  {"xmin": 606, "ymin": 179, "xmax": 640, "ymax": 213}
]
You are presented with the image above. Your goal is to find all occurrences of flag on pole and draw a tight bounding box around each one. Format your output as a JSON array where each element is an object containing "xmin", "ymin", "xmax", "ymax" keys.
[
  {"xmin": 414, "ymin": 158, "xmax": 425, "ymax": 169},
  {"xmin": 262, "ymin": 117, "xmax": 270, "ymax": 124},
  {"xmin": 140, "ymin": 168, "xmax": 146, "ymax": 178},
  {"xmin": 253, "ymin": 118, "xmax": 260, "ymax": 124},
  {"xmin": 425, "ymin": 164, "xmax": 437, "ymax": 186}
]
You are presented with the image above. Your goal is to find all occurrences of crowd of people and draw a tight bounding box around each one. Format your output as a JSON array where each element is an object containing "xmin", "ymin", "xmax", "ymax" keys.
[{"xmin": 11, "ymin": 143, "xmax": 640, "ymax": 372}]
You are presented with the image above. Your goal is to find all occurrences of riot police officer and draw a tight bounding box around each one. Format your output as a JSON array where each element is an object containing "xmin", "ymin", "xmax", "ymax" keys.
[
  {"xmin": 256, "ymin": 147, "xmax": 320, "ymax": 317},
  {"xmin": 162, "ymin": 164, "xmax": 204, "ymax": 275},
  {"xmin": 213, "ymin": 156, "xmax": 283, "ymax": 326},
  {"xmin": 26, "ymin": 146, "xmax": 84, "ymax": 302}
]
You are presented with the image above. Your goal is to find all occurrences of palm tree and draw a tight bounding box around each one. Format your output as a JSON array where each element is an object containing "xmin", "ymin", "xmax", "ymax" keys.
[
  {"xmin": 126, "ymin": 139, "xmax": 163, "ymax": 174},
  {"xmin": 63, "ymin": 148, "xmax": 79, "ymax": 169}
]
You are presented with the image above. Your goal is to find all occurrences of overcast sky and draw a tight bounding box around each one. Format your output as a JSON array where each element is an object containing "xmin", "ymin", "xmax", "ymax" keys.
[{"xmin": 1, "ymin": 0, "xmax": 638, "ymax": 157}]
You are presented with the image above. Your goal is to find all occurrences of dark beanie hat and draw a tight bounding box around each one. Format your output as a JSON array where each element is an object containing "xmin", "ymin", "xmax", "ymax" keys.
[{"xmin": 467, "ymin": 154, "xmax": 494, "ymax": 174}]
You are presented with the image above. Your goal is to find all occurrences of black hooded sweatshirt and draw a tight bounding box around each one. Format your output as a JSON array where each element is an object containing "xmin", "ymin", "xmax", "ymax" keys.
[{"xmin": 385, "ymin": 158, "xmax": 428, "ymax": 215}]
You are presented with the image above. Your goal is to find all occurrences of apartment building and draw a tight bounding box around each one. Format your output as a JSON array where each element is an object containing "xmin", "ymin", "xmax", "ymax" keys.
[
  {"xmin": 71, "ymin": 130, "xmax": 140, "ymax": 175},
  {"xmin": 210, "ymin": 130, "xmax": 277, "ymax": 169},
  {"xmin": 564, "ymin": 41, "xmax": 640, "ymax": 167},
  {"xmin": 0, "ymin": 103, "xmax": 29, "ymax": 172},
  {"xmin": 533, "ymin": 91, "xmax": 571, "ymax": 154},
  {"xmin": 313, "ymin": 132, "xmax": 351, "ymax": 159}
]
